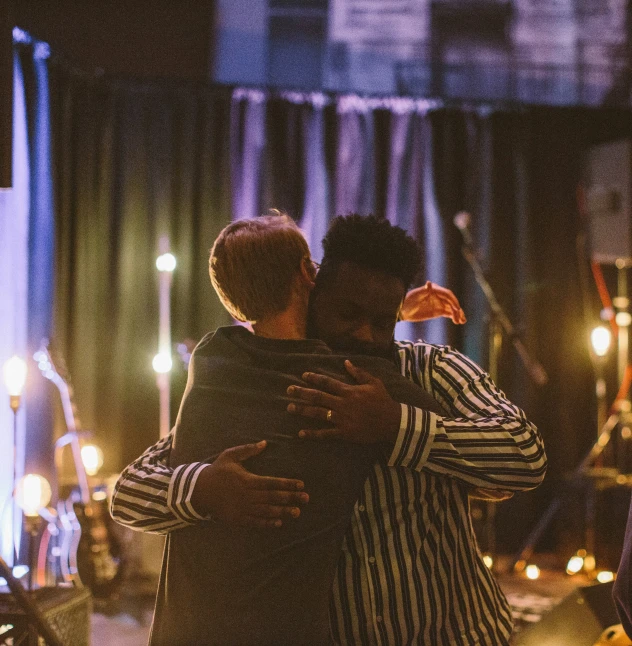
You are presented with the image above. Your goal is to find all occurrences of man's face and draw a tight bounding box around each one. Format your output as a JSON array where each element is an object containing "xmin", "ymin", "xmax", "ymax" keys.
[{"xmin": 309, "ymin": 261, "xmax": 406, "ymax": 357}]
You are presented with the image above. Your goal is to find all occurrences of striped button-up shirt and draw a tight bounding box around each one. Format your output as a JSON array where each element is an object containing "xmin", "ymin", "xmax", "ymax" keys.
[{"xmin": 111, "ymin": 340, "xmax": 546, "ymax": 645}]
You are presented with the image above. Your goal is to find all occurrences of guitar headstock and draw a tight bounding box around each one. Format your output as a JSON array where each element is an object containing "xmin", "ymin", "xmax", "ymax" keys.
[
  {"xmin": 33, "ymin": 338, "xmax": 70, "ymax": 388},
  {"xmin": 34, "ymin": 340, "xmax": 65, "ymax": 386},
  {"xmin": 33, "ymin": 339, "xmax": 79, "ymax": 434}
]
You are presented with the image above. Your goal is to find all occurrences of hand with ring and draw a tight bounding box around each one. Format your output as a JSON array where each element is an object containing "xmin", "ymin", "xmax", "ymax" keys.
[{"xmin": 286, "ymin": 360, "xmax": 402, "ymax": 444}]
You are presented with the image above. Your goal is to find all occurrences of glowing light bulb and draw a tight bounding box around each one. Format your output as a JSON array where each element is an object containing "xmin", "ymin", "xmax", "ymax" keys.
[
  {"xmin": 583, "ymin": 554, "xmax": 596, "ymax": 572},
  {"xmin": 525, "ymin": 565, "xmax": 540, "ymax": 580},
  {"xmin": 12, "ymin": 565, "xmax": 28, "ymax": 579},
  {"xmin": 616, "ymin": 312, "xmax": 632, "ymax": 328},
  {"xmin": 3, "ymin": 356, "xmax": 27, "ymax": 396},
  {"xmin": 591, "ymin": 326, "xmax": 611, "ymax": 357},
  {"xmin": 153, "ymin": 353, "xmax": 173, "ymax": 374},
  {"xmin": 566, "ymin": 556, "xmax": 584, "ymax": 575},
  {"xmin": 597, "ymin": 570, "xmax": 614, "ymax": 583},
  {"xmin": 156, "ymin": 253, "xmax": 176, "ymax": 273},
  {"xmin": 15, "ymin": 474, "xmax": 52, "ymax": 517},
  {"xmin": 0, "ymin": 565, "xmax": 29, "ymax": 586},
  {"xmin": 81, "ymin": 444, "xmax": 104, "ymax": 476}
]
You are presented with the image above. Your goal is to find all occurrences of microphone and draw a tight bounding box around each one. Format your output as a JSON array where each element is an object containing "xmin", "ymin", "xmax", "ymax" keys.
[{"xmin": 453, "ymin": 211, "xmax": 474, "ymax": 248}]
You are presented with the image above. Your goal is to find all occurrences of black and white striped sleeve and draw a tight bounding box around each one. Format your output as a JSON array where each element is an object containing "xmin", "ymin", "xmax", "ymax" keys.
[
  {"xmin": 109, "ymin": 430, "xmax": 210, "ymax": 534},
  {"xmin": 389, "ymin": 341, "xmax": 547, "ymax": 491}
]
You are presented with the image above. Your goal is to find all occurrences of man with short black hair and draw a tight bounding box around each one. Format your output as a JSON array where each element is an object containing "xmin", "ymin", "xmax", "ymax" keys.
[{"xmin": 113, "ymin": 213, "xmax": 546, "ymax": 645}]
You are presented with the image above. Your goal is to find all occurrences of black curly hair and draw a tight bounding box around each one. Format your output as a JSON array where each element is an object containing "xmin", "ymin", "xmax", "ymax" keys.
[{"xmin": 316, "ymin": 213, "xmax": 423, "ymax": 291}]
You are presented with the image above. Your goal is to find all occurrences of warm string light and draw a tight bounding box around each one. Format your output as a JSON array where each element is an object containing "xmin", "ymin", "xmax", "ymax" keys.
[
  {"xmin": 14, "ymin": 474, "xmax": 51, "ymax": 517},
  {"xmin": 583, "ymin": 554, "xmax": 596, "ymax": 572},
  {"xmin": 156, "ymin": 253, "xmax": 176, "ymax": 273},
  {"xmin": 153, "ymin": 353, "xmax": 173, "ymax": 374},
  {"xmin": 566, "ymin": 555, "xmax": 584, "ymax": 575},
  {"xmin": 3, "ymin": 356, "xmax": 27, "ymax": 396},
  {"xmin": 590, "ymin": 326, "xmax": 611, "ymax": 357},
  {"xmin": 81, "ymin": 444, "xmax": 104, "ymax": 476},
  {"xmin": 0, "ymin": 565, "xmax": 28, "ymax": 587},
  {"xmin": 525, "ymin": 564, "xmax": 540, "ymax": 580},
  {"xmin": 3, "ymin": 355, "xmax": 27, "ymax": 415}
]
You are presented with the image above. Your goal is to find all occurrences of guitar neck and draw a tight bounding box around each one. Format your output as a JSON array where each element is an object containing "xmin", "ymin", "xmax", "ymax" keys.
[
  {"xmin": 55, "ymin": 433, "xmax": 91, "ymax": 506},
  {"xmin": 37, "ymin": 345, "xmax": 92, "ymax": 506}
]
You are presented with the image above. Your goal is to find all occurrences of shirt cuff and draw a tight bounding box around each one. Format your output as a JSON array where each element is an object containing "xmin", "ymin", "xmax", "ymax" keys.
[
  {"xmin": 167, "ymin": 462, "xmax": 212, "ymax": 523},
  {"xmin": 388, "ymin": 404, "xmax": 438, "ymax": 470}
]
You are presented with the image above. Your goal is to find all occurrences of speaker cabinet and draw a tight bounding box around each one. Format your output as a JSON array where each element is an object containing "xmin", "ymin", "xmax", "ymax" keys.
[
  {"xmin": 514, "ymin": 581, "xmax": 619, "ymax": 646},
  {"xmin": 0, "ymin": 586, "xmax": 92, "ymax": 645},
  {"xmin": 584, "ymin": 140, "xmax": 632, "ymax": 265}
]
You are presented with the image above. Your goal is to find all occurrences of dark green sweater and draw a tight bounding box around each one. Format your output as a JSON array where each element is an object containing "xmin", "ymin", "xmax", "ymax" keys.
[{"xmin": 150, "ymin": 326, "xmax": 445, "ymax": 646}]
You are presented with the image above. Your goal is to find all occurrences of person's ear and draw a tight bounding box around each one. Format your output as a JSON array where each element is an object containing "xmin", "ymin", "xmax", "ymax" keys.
[{"xmin": 300, "ymin": 256, "xmax": 317, "ymax": 289}]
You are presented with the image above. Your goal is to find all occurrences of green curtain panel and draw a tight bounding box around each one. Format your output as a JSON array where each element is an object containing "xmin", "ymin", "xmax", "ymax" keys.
[{"xmin": 50, "ymin": 72, "xmax": 233, "ymax": 469}]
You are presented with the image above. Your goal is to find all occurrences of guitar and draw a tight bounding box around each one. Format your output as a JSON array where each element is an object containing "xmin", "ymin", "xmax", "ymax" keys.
[{"xmin": 34, "ymin": 340, "xmax": 125, "ymax": 599}]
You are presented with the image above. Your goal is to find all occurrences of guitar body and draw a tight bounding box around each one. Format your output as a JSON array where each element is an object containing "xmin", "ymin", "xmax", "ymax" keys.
[
  {"xmin": 74, "ymin": 489, "xmax": 125, "ymax": 598},
  {"xmin": 35, "ymin": 341, "xmax": 126, "ymax": 599}
]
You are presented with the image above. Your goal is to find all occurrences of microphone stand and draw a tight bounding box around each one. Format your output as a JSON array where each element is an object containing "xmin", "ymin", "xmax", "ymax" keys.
[
  {"xmin": 458, "ymin": 240, "xmax": 548, "ymax": 566},
  {"xmin": 460, "ymin": 244, "xmax": 549, "ymax": 388}
]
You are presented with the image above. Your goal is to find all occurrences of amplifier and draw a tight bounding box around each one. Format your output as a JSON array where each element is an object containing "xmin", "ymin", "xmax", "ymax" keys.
[{"xmin": 0, "ymin": 586, "xmax": 92, "ymax": 645}]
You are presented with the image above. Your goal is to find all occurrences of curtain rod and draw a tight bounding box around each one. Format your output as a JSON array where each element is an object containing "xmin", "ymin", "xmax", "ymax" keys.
[
  {"xmin": 8, "ymin": 27, "xmax": 529, "ymax": 114},
  {"xmin": 231, "ymin": 86, "xmax": 517, "ymax": 116}
]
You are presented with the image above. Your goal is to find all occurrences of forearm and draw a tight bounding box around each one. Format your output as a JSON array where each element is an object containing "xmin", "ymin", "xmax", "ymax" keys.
[
  {"xmin": 110, "ymin": 432, "xmax": 207, "ymax": 534},
  {"xmin": 391, "ymin": 341, "xmax": 547, "ymax": 490},
  {"xmin": 389, "ymin": 403, "xmax": 546, "ymax": 490}
]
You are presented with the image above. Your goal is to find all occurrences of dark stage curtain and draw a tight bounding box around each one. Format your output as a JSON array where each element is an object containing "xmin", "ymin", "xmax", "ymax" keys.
[
  {"xmin": 48, "ymin": 71, "xmax": 632, "ymax": 551},
  {"xmin": 50, "ymin": 72, "xmax": 233, "ymax": 470}
]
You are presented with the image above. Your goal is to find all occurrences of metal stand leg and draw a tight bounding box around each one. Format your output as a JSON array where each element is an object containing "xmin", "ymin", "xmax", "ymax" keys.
[
  {"xmin": 511, "ymin": 412, "xmax": 622, "ymax": 570},
  {"xmin": 512, "ymin": 262, "xmax": 631, "ymax": 571}
]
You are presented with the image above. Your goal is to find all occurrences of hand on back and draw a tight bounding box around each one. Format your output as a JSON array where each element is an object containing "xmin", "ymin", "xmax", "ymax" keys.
[{"xmin": 191, "ymin": 441, "xmax": 309, "ymax": 528}]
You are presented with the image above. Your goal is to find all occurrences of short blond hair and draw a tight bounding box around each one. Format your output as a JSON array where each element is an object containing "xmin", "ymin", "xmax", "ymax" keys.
[{"xmin": 209, "ymin": 213, "xmax": 311, "ymax": 323}]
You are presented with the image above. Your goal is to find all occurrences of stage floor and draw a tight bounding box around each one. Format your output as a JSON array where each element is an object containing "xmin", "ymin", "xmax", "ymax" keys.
[{"xmin": 89, "ymin": 563, "xmax": 600, "ymax": 645}]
